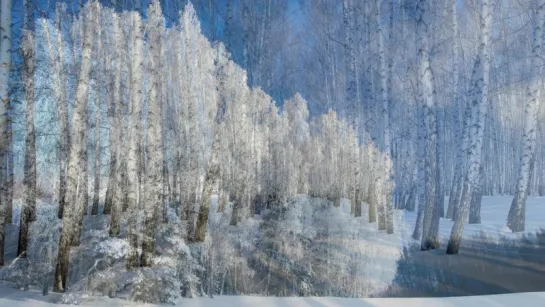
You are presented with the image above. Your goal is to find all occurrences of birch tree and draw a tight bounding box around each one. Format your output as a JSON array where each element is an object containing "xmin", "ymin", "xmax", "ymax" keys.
[
  {"xmin": 91, "ymin": 13, "xmax": 105, "ymax": 216},
  {"xmin": 43, "ymin": 4, "xmax": 70, "ymax": 220},
  {"xmin": 140, "ymin": 0, "xmax": 164, "ymax": 267},
  {"xmin": 108, "ymin": 11, "xmax": 123, "ymax": 230},
  {"xmin": 53, "ymin": 2, "xmax": 96, "ymax": 292},
  {"xmin": 377, "ymin": 0, "xmax": 394, "ymax": 234},
  {"xmin": 416, "ymin": 0, "xmax": 440, "ymax": 250},
  {"xmin": 447, "ymin": 0, "xmax": 492, "ymax": 254},
  {"xmin": 195, "ymin": 46, "xmax": 227, "ymax": 243},
  {"xmin": 506, "ymin": 0, "xmax": 543, "ymax": 233},
  {"xmin": 0, "ymin": 0, "xmax": 12, "ymax": 266},
  {"xmin": 124, "ymin": 11, "xmax": 143, "ymax": 269},
  {"xmin": 18, "ymin": 30, "xmax": 36, "ymax": 258}
]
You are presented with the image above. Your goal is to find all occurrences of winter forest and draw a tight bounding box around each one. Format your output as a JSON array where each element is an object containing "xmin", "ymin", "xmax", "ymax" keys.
[{"xmin": 0, "ymin": 0, "xmax": 545, "ymax": 305}]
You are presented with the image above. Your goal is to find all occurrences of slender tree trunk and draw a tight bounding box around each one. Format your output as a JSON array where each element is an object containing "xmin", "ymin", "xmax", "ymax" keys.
[
  {"xmin": 18, "ymin": 31, "xmax": 36, "ymax": 258},
  {"xmin": 0, "ymin": 4, "xmax": 12, "ymax": 259},
  {"xmin": 412, "ymin": 188, "xmax": 425, "ymax": 240},
  {"xmin": 107, "ymin": 13, "xmax": 123, "ymax": 235},
  {"xmin": 125, "ymin": 11, "xmax": 143, "ymax": 270},
  {"xmin": 194, "ymin": 50, "xmax": 228, "ymax": 242},
  {"xmin": 377, "ymin": 0, "xmax": 394, "ymax": 234},
  {"xmin": 54, "ymin": 2, "xmax": 96, "ymax": 292},
  {"xmin": 367, "ymin": 147, "xmax": 377, "ymax": 223},
  {"xmin": 91, "ymin": 87, "xmax": 102, "ymax": 215},
  {"xmin": 507, "ymin": 0, "xmax": 543, "ymax": 233},
  {"xmin": 447, "ymin": 0, "xmax": 491, "ymax": 254},
  {"xmin": 44, "ymin": 7, "xmax": 70, "ymax": 220},
  {"xmin": 141, "ymin": 1, "xmax": 164, "ymax": 267},
  {"xmin": 416, "ymin": 0, "xmax": 440, "ymax": 250},
  {"xmin": 469, "ymin": 165, "xmax": 484, "ymax": 224},
  {"xmin": 452, "ymin": 60, "xmax": 478, "ymax": 222}
]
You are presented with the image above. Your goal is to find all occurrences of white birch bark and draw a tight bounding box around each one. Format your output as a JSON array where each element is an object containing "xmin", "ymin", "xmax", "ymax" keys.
[
  {"xmin": 141, "ymin": 0, "xmax": 164, "ymax": 267},
  {"xmin": 91, "ymin": 14, "xmax": 104, "ymax": 216},
  {"xmin": 377, "ymin": 0, "xmax": 394, "ymax": 234},
  {"xmin": 44, "ymin": 5, "xmax": 70, "ymax": 219},
  {"xmin": 195, "ymin": 47, "xmax": 228, "ymax": 242},
  {"xmin": 106, "ymin": 12, "xmax": 123, "ymax": 225},
  {"xmin": 0, "ymin": 0, "xmax": 12, "ymax": 266},
  {"xmin": 416, "ymin": 0, "xmax": 440, "ymax": 250},
  {"xmin": 125, "ymin": 11, "xmax": 143, "ymax": 269},
  {"xmin": 18, "ymin": 31, "xmax": 36, "ymax": 258},
  {"xmin": 54, "ymin": 2, "xmax": 96, "ymax": 292},
  {"xmin": 447, "ymin": 0, "xmax": 492, "ymax": 254},
  {"xmin": 506, "ymin": 0, "xmax": 543, "ymax": 233}
]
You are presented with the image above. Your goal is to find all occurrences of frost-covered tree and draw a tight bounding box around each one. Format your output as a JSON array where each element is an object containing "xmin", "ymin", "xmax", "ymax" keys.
[
  {"xmin": 0, "ymin": 0, "xmax": 11, "ymax": 266},
  {"xmin": 18, "ymin": 30, "xmax": 36, "ymax": 258},
  {"xmin": 54, "ymin": 2, "xmax": 97, "ymax": 292},
  {"xmin": 506, "ymin": 0, "xmax": 543, "ymax": 233},
  {"xmin": 125, "ymin": 10, "xmax": 144, "ymax": 269},
  {"xmin": 415, "ymin": 0, "xmax": 440, "ymax": 251},
  {"xmin": 447, "ymin": 0, "xmax": 492, "ymax": 254},
  {"xmin": 42, "ymin": 4, "xmax": 70, "ymax": 220},
  {"xmin": 140, "ymin": 0, "xmax": 165, "ymax": 266}
]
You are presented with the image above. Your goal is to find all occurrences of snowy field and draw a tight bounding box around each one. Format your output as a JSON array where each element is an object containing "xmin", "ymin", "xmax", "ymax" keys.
[{"xmin": 0, "ymin": 282, "xmax": 544, "ymax": 307}]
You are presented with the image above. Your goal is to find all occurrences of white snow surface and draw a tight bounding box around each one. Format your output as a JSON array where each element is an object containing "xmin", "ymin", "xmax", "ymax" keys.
[
  {"xmin": 0, "ymin": 283, "xmax": 544, "ymax": 307},
  {"xmin": 401, "ymin": 195, "xmax": 545, "ymax": 243},
  {"xmin": 2, "ymin": 195, "xmax": 545, "ymax": 305}
]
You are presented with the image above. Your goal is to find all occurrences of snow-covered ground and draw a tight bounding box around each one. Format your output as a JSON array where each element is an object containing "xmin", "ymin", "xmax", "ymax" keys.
[
  {"xmin": 0, "ymin": 282, "xmax": 544, "ymax": 307},
  {"xmin": 1, "ymin": 195, "xmax": 544, "ymax": 305},
  {"xmin": 401, "ymin": 195, "xmax": 545, "ymax": 242},
  {"xmin": 390, "ymin": 195, "xmax": 545, "ymax": 297}
]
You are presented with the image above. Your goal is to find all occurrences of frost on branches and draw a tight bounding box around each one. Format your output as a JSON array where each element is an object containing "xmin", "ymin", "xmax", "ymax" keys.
[{"xmin": 0, "ymin": 0, "xmax": 397, "ymax": 304}]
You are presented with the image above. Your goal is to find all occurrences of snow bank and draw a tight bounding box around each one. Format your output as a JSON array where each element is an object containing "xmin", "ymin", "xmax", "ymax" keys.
[{"xmin": 0, "ymin": 282, "xmax": 543, "ymax": 307}]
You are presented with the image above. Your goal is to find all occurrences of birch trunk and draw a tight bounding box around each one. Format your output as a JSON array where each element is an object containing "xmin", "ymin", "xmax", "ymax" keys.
[
  {"xmin": 91, "ymin": 28, "xmax": 103, "ymax": 215},
  {"xmin": 125, "ymin": 11, "xmax": 143, "ymax": 270},
  {"xmin": 469, "ymin": 165, "xmax": 484, "ymax": 224},
  {"xmin": 367, "ymin": 146, "xmax": 377, "ymax": 223},
  {"xmin": 416, "ymin": 0, "xmax": 440, "ymax": 250},
  {"xmin": 507, "ymin": 0, "xmax": 543, "ymax": 233},
  {"xmin": 194, "ymin": 50, "xmax": 227, "ymax": 242},
  {"xmin": 107, "ymin": 13, "xmax": 122, "ymax": 234},
  {"xmin": 412, "ymin": 109, "xmax": 426, "ymax": 240},
  {"xmin": 44, "ymin": 6, "xmax": 70, "ymax": 220},
  {"xmin": 447, "ymin": 0, "xmax": 491, "ymax": 254},
  {"xmin": 451, "ymin": 59, "xmax": 478, "ymax": 221},
  {"xmin": 54, "ymin": 2, "xmax": 96, "ymax": 292},
  {"xmin": 18, "ymin": 31, "xmax": 36, "ymax": 258},
  {"xmin": 377, "ymin": 0, "xmax": 394, "ymax": 234},
  {"xmin": 0, "ymin": 3, "xmax": 12, "ymax": 260},
  {"xmin": 141, "ymin": 1, "xmax": 164, "ymax": 267},
  {"xmin": 102, "ymin": 18, "xmax": 120, "ymax": 215},
  {"xmin": 446, "ymin": 0, "xmax": 460, "ymax": 220}
]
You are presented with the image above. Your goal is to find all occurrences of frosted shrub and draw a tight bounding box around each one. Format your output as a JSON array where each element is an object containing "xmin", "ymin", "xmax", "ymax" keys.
[
  {"xmin": 128, "ymin": 267, "xmax": 182, "ymax": 304},
  {"xmin": 0, "ymin": 201, "xmax": 60, "ymax": 291}
]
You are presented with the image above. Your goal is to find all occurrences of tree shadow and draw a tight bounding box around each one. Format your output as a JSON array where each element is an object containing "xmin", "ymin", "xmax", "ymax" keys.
[{"xmin": 384, "ymin": 229, "xmax": 545, "ymax": 297}]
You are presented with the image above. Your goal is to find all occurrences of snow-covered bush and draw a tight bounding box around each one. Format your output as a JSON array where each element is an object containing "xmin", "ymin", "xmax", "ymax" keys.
[
  {"xmin": 247, "ymin": 195, "xmax": 402, "ymax": 297},
  {"xmin": 201, "ymin": 200, "xmax": 258, "ymax": 296},
  {"xmin": 0, "ymin": 200, "xmax": 60, "ymax": 291}
]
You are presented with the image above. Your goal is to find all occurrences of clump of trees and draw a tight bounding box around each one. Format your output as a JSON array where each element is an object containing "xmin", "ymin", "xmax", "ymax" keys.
[{"xmin": 0, "ymin": 0, "xmax": 395, "ymax": 295}]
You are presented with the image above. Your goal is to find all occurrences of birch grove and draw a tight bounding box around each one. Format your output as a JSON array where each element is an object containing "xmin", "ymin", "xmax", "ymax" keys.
[{"xmin": 0, "ymin": 0, "xmax": 543, "ymax": 301}]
